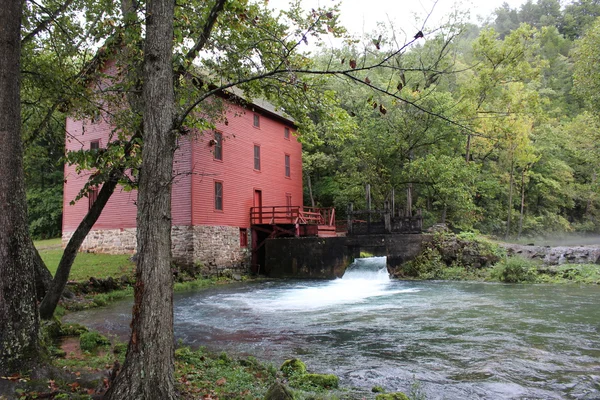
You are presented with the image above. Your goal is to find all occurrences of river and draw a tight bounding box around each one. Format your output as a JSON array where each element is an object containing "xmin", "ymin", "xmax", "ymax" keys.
[{"xmin": 64, "ymin": 257, "xmax": 600, "ymax": 399}]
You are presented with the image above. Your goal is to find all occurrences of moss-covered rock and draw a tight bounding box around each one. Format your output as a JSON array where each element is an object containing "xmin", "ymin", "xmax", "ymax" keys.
[
  {"xmin": 293, "ymin": 373, "xmax": 339, "ymax": 389},
  {"xmin": 375, "ymin": 392, "xmax": 409, "ymax": 400},
  {"xmin": 392, "ymin": 231, "xmax": 503, "ymax": 279},
  {"xmin": 79, "ymin": 331, "xmax": 110, "ymax": 352},
  {"xmin": 372, "ymin": 385, "xmax": 385, "ymax": 393},
  {"xmin": 264, "ymin": 381, "xmax": 295, "ymax": 400},
  {"xmin": 280, "ymin": 358, "xmax": 307, "ymax": 377},
  {"xmin": 41, "ymin": 318, "xmax": 64, "ymax": 340},
  {"xmin": 61, "ymin": 323, "xmax": 88, "ymax": 337}
]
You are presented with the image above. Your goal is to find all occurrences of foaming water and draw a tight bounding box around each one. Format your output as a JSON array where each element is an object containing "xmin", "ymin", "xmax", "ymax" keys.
[
  {"xmin": 342, "ymin": 256, "xmax": 390, "ymax": 281},
  {"xmin": 64, "ymin": 273, "xmax": 600, "ymax": 399},
  {"xmin": 215, "ymin": 257, "xmax": 415, "ymax": 312}
]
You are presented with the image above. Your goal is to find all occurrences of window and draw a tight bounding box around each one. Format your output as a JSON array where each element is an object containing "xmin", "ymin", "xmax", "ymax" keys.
[
  {"xmin": 253, "ymin": 114, "xmax": 260, "ymax": 128},
  {"xmin": 213, "ymin": 132, "xmax": 223, "ymax": 160},
  {"xmin": 284, "ymin": 127, "xmax": 290, "ymax": 140},
  {"xmin": 214, "ymin": 181, "xmax": 223, "ymax": 211},
  {"xmin": 239, "ymin": 228, "xmax": 248, "ymax": 247},
  {"xmin": 88, "ymin": 186, "xmax": 99, "ymax": 210},
  {"xmin": 284, "ymin": 154, "xmax": 291, "ymax": 177},
  {"xmin": 254, "ymin": 145, "xmax": 261, "ymax": 171},
  {"xmin": 90, "ymin": 140, "xmax": 100, "ymax": 151}
]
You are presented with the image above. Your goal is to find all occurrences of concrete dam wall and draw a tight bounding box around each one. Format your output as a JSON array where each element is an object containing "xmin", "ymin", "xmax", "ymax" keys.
[{"xmin": 264, "ymin": 234, "xmax": 431, "ymax": 279}]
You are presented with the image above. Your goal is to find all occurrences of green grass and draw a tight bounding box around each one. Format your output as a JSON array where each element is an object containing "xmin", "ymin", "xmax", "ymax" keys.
[{"xmin": 35, "ymin": 238, "xmax": 135, "ymax": 282}]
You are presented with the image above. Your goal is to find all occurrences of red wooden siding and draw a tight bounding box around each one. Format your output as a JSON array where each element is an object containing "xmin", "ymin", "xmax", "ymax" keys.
[
  {"xmin": 63, "ymin": 98, "xmax": 302, "ymax": 233},
  {"xmin": 191, "ymin": 102, "xmax": 302, "ymax": 229}
]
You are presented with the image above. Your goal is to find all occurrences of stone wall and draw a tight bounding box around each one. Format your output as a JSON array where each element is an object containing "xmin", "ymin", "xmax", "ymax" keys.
[
  {"xmin": 62, "ymin": 224, "xmax": 251, "ymax": 275},
  {"xmin": 192, "ymin": 225, "xmax": 250, "ymax": 276},
  {"xmin": 172, "ymin": 225, "xmax": 194, "ymax": 266},
  {"xmin": 62, "ymin": 228, "xmax": 137, "ymax": 255}
]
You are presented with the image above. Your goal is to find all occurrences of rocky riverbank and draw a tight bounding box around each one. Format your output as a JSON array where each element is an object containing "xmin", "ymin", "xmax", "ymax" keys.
[{"xmin": 500, "ymin": 243, "xmax": 600, "ymax": 265}]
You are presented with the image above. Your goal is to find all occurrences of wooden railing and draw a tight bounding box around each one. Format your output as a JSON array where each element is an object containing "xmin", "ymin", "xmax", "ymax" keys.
[{"xmin": 250, "ymin": 206, "xmax": 335, "ymax": 226}]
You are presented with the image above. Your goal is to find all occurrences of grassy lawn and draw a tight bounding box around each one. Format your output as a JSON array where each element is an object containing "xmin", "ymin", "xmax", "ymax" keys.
[{"xmin": 35, "ymin": 238, "xmax": 135, "ymax": 282}]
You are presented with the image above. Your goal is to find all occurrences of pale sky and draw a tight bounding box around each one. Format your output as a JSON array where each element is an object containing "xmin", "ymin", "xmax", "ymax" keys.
[{"xmin": 268, "ymin": 0, "xmax": 527, "ymax": 43}]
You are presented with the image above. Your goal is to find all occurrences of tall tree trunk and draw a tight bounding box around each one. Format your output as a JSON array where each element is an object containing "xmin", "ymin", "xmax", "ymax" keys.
[
  {"xmin": 518, "ymin": 167, "xmax": 526, "ymax": 239},
  {"xmin": 105, "ymin": 0, "xmax": 176, "ymax": 396},
  {"xmin": 32, "ymin": 239, "xmax": 54, "ymax": 300},
  {"xmin": 0, "ymin": 0, "xmax": 41, "ymax": 374},
  {"xmin": 406, "ymin": 183, "xmax": 413, "ymax": 217},
  {"xmin": 465, "ymin": 133, "xmax": 472, "ymax": 163},
  {"xmin": 307, "ymin": 173, "xmax": 315, "ymax": 207},
  {"xmin": 39, "ymin": 173, "xmax": 121, "ymax": 319},
  {"xmin": 505, "ymin": 160, "xmax": 515, "ymax": 240},
  {"xmin": 586, "ymin": 171, "xmax": 597, "ymax": 217}
]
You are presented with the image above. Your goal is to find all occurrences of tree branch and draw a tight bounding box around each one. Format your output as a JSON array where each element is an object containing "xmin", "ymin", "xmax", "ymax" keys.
[{"xmin": 22, "ymin": 0, "xmax": 76, "ymax": 45}]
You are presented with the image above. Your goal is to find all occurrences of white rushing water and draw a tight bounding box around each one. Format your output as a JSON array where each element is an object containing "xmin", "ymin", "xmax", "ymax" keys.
[{"xmin": 222, "ymin": 257, "xmax": 418, "ymax": 312}]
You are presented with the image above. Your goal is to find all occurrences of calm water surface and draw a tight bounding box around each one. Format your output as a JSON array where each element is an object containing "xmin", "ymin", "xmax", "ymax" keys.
[{"xmin": 65, "ymin": 258, "xmax": 600, "ymax": 399}]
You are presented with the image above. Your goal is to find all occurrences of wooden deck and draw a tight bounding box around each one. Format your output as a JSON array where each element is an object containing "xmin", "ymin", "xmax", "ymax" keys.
[
  {"xmin": 249, "ymin": 206, "xmax": 337, "ymax": 273},
  {"xmin": 250, "ymin": 206, "xmax": 336, "ymax": 237}
]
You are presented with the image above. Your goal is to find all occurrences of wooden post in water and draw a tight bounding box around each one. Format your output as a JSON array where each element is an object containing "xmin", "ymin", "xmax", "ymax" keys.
[
  {"xmin": 391, "ymin": 188, "xmax": 395, "ymax": 218},
  {"xmin": 384, "ymin": 200, "xmax": 391, "ymax": 233},
  {"xmin": 347, "ymin": 202, "xmax": 353, "ymax": 235}
]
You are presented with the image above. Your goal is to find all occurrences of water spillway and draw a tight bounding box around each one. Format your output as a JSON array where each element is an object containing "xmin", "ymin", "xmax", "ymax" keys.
[
  {"xmin": 342, "ymin": 256, "xmax": 389, "ymax": 281},
  {"xmin": 65, "ymin": 266, "xmax": 600, "ymax": 399}
]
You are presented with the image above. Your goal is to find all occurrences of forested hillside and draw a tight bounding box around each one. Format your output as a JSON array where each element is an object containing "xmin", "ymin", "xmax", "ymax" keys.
[
  {"xmin": 24, "ymin": 0, "xmax": 600, "ymax": 240},
  {"xmin": 301, "ymin": 0, "xmax": 600, "ymax": 238}
]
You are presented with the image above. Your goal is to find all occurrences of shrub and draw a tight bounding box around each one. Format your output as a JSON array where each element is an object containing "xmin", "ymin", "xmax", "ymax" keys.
[
  {"xmin": 491, "ymin": 256, "xmax": 538, "ymax": 283},
  {"xmin": 398, "ymin": 247, "xmax": 445, "ymax": 279}
]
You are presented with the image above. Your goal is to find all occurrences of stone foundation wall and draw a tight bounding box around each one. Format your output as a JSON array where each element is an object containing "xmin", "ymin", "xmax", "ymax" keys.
[
  {"xmin": 62, "ymin": 228, "xmax": 137, "ymax": 255},
  {"xmin": 192, "ymin": 225, "xmax": 250, "ymax": 276},
  {"xmin": 62, "ymin": 224, "xmax": 251, "ymax": 275},
  {"xmin": 172, "ymin": 225, "xmax": 194, "ymax": 266}
]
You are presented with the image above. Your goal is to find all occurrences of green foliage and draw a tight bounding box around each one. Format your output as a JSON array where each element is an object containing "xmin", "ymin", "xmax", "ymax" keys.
[
  {"xmin": 536, "ymin": 264, "xmax": 600, "ymax": 284},
  {"xmin": 79, "ymin": 331, "xmax": 110, "ymax": 352},
  {"xmin": 112, "ymin": 342, "xmax": 128, "ymax": 355},
  {"xmin": 175, "ymin": 346, "xmax": 278, "ymax": 399},
  {"xmin": 573, "ymin": 18, "xmax": 600, "ymax": 112},
  {"xmin": 26, "ymin": 186, "xmax": 62, "ymax": 239},
  {"xmin": 397, "ymin": 247, "xmax": 446, "ymax": 280},
  {"xmin": 490, "ymin": 256, "xmax": 539, "ymax": 283}
]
